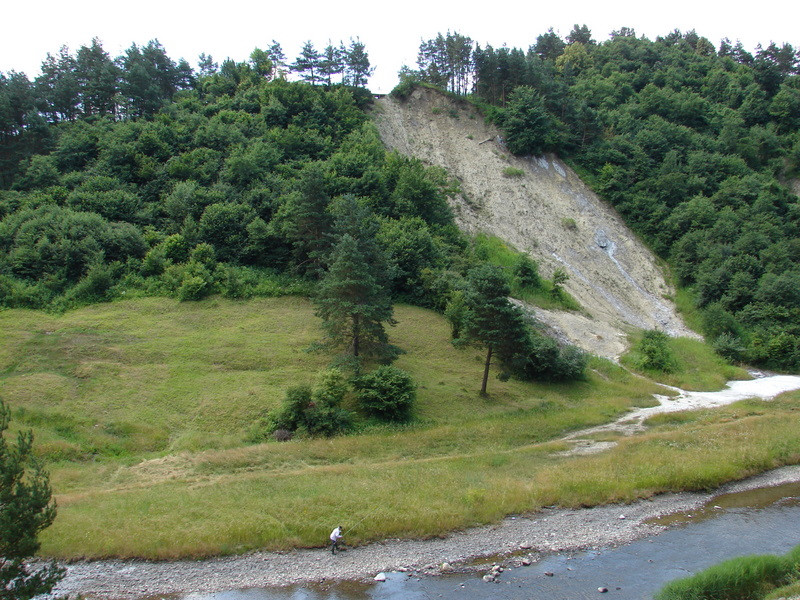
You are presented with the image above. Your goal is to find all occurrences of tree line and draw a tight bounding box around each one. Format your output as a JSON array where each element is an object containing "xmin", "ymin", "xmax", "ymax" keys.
[
  {"xmin": 0, "ymin": 37, "xmax": 585, "ymax": 397},
  {"xmin": 0, "ymin": 37, "xmax": 373, "ymax": 187},
  {"xmin": 403, "ymin": 28, "xmax": 800, "ymax": 371}
]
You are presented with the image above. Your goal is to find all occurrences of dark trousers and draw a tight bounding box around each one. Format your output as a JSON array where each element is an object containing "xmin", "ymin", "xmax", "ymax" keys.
[{"xmin": 330, "ymin": 539, "xmax": 339, "ymax": 554}]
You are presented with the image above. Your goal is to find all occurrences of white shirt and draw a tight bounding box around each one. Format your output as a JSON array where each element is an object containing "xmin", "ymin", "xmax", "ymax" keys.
[{"xmin": 330, "ymin": 527, "xmax": 342, "ymax": 542}]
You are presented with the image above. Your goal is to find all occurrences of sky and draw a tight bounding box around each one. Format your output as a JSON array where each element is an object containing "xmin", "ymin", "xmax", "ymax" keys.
[{"xmin": 2, "ymin": 0, "xmax": 798, "ymax": 94}]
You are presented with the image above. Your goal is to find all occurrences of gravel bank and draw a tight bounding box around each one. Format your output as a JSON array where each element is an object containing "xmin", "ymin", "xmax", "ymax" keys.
[{"xmin": 52, "ymin": 465, "xmax": 800, "ymax": 599}]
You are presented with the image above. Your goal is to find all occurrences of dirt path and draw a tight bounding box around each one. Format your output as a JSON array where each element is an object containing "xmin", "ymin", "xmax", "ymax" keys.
[
  {"xmin": 51, "ymin": 465, "xmax": 800, "ymax": 599},
  {"xmin": 372, "ymin": 89, "xmax": 699, "ymax": 359}
]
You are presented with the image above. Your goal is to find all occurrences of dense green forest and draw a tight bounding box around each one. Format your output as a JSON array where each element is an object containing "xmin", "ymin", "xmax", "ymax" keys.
[
  {"xmin": 403, "ymin": 28, "xmax": 800, "ymax": 371},
  {"xmin": 0, "ymin": 37, "xmax": 584, "ymax": 388},
  {"xmin": 2, "ymin": 28, "xmax": 799, "ymax": 372}
]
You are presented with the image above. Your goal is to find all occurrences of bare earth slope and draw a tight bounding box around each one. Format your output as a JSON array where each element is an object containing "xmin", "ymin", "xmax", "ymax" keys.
[{"xmin": 373, "ymin": 88, "xmax": 699, "ymax": 359}]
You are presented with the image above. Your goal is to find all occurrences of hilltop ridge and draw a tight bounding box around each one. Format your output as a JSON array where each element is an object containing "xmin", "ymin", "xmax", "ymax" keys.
[{"xmin": 373, "ymin": 87, "xmax": 699, "ymax": 359}]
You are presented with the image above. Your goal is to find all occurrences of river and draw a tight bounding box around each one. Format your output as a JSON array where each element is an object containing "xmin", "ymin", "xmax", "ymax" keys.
[{"xmin": 177, "ymin": 483, "xmax": 800, "ymax": 600}]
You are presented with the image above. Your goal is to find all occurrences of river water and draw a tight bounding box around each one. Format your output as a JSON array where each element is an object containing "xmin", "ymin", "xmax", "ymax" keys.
[{"xmin": 178, "ymin": 484, "xmax": 800, "ymax": 600}]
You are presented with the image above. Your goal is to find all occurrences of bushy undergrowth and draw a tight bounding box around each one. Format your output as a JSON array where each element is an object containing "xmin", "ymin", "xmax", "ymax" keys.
[
  {"xmin": 265, "ymin": 369, "xmax": 353, "ymax": 438},
  {"xmin": 355, "ymin": 365, "xmax": 416, "ymax": 422}
]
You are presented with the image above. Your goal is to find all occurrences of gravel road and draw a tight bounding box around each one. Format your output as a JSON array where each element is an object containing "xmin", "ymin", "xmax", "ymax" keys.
[{"xmin": 51, "ymin": 465, "xmax": 800, "ymax": 599}]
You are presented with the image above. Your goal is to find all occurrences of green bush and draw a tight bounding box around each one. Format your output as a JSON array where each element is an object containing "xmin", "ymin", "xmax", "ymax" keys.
[
  {"xmin": 561, "ymin": 217, "xmax": 577, "ymax": 230},
  {"xmin": 713, "ymin": 332, "xmax": 746, "ymax": 362},
  {"xmin": 356, "ymin": 365, "xmax": 416, "ymax": 422},
  {"xmin": 269, "ymin": 369, "xmax": 353, "ymax": 437},
  {"xmin": 635, "ymin": 329, "xmax": 678, "ymax": 373},
  {"xmin": 520, "ymin": 334, "xmax": 587, "ymax": 382},
  {"xmin": 160, "ymin": 234, "xmax": 190, "ymax": 263},
  {"xmin": 513, "ymin": 254, "xmax": 541, "ymax": 289},
  {"xmin": 141, "ymin": 246, "xmax": 167, "ymax": 276},
  {"xmin": 177, "ymin": 275, "xmax": 210, "ymax": 301},
  {"xmin": 390, "ymin": 79, "xmax": 418, "ymax": 101}
]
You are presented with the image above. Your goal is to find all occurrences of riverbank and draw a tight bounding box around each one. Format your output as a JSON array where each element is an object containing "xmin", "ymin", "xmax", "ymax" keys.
[{"xmin": 52, "ymin": 464, "xmax": 800, "ymax": 599}]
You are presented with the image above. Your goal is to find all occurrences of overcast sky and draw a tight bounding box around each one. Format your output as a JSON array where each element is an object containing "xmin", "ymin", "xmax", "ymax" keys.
[{"xmin": 3, "ymin": 0, "xmax": 798, "ymax": 94}]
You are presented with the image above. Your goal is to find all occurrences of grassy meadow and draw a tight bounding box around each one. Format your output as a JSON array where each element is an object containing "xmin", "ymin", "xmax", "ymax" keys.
[{"xmin": 1, "ymin": 296, "xmax": 797, "ymax": 559}]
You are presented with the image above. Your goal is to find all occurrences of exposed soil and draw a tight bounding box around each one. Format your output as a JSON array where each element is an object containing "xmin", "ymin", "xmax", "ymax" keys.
[{"xmin": 372, "ymin": 89, "xmax": 699, "ymax": 359}]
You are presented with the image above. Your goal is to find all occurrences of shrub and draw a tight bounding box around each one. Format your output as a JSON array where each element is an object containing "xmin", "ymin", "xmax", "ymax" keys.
[
  {"xmin": 66, "ymin": 261, "xmax": 115, "ymax": 302},
  {"xmin": 178, "ymin": 275, "xmax": 210, "ymax": 301},
  {"xmin": 356, "ymin": 365, "xmax": 416, "ymax": 422},
  {"xmin": 190, "ymin": 243, "xmax": 216, "ymax": 269},
  {"xmin": 160, "ymin": 234, "xmax": 190, "ymax": 263},
  {"xmin": 520, "ymin": 334, "xmax": 587, "ymax": 382},
  {"xmin": 561, "ymin": 217, "xmax": 577, "ymax": 230},
  {"xmin": 269, "ymin": 370, "xmax": 354, "ymax": 437},
  {"xmin": 713, "ymin": 332, "xmax": 746, "ymax": 362},
  {"xmin": 390, "ymin": 79, "xmax": 418, "ymax": 100},
  {"xmin": 636, "ymin": 329, "xmax": 678, "ymax": 373},
  {"xmin": 141, "ymin": 246, "xmax": 167, "ymax": 276},
  {"xmin": 513, "ymin": 254, "xmax": 541, "ymax": 289},
  {"xmin": 551, "ymin": 267, "xmax": 569, "ymax": 298}
]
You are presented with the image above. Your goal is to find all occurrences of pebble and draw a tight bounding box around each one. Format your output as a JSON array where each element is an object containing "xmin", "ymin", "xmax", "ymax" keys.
[
  {"xmin": 521, "ymin": 558, "xmax": 532, "ymax": 566},
  {"xmin": 598, "ymin": 587, "xmax": 608, "ymax": 593},
  {"xmin": 482, "ymin": 574, "xmax": 495, "ymax": 583},
  {"xmin": 374, "ymin": 573, "xmax": 386, "ymax": 582},
  {"xmin": 440, "ymin": 562, "xmax": 453, "ymax": 572},
  {"xmin": 544, "ymin": 572, "xmax": 554, "ymax": 577}
]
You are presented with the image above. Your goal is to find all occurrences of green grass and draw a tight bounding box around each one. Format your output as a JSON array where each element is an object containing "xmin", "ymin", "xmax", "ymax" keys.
[
  {"xmin": 621, "ymin": 331, "xmax": 748, "ymax": 391},
  {"xmin": 1, "ymin": 296, "xmax": 793, "ymax": 560},
  {"xmin": 502, "ymin": 166, "xmax": 525, "ymax": 177},
  {"xmin": 473, "ymin": 234, "xmax": 582, "ymax": 311},
  {"xmin": 657, "ymin": 543, "xmax": 800, "ymax": 600}
]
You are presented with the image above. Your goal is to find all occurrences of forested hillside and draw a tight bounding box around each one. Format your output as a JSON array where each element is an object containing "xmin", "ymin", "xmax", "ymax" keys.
[
  {"xmin": 3, "ymin": 28, "xmax": 800, "ymax": 371},
  {"xmin": 0, "ymin": 39, "xmax": 460, "ymax": 306},
  {"xmin": 405, "ymin": 28, "xmax": 800, "ymax": 370},
  {"xmin": 0, "ymin": 38, "xmax": 586, "ymax": 386}
]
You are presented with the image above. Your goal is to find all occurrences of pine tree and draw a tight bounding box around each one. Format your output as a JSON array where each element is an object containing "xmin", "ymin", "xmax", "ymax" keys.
[
  {"xmin": 291, "ymin": 41, "xmax": 321, "ymax": 85},
  {"xmin": 462, "ymin": 264, "xmax": 530, "ymax": 395},
  {"xmin": 0, "ymin": 400, "xmax": 64, "ymax": 599},
  {"xmin": 314, "ymin": 233, "xmax": 394, "ymax": 358},
  {"xmin": 343, "ymin": 38, "xmax": 374, "ymax": 88},
  {"xmin": 319, "ymin": 42, "xmax": 344, "ymax": 87}
]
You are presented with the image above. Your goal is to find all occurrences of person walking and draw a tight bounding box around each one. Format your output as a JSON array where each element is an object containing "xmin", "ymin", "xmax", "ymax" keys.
[{"xmin": 330, "ymin": 525, "xmax": 343, "ymax": 554}]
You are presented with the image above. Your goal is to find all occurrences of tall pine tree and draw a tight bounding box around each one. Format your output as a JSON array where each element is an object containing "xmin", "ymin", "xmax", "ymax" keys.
[
  {"xmin": 314, "ymin": 233, "xmax": 394, "ymax": 358},
  {"xmin": 462, "ymin": 264, "xmax": 530, "ymax": 394}
]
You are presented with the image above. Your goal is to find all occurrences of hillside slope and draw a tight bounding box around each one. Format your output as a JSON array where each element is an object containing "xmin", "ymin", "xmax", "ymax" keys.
[{"xmin": 373, "ymin": 87, "xmax": 699, "ymax": 359}]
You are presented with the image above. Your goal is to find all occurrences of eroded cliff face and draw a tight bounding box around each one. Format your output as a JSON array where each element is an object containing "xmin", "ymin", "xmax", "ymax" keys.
[{"xmin": 373, "ymin": 87, "xmax": 700, "ymax": 359}]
